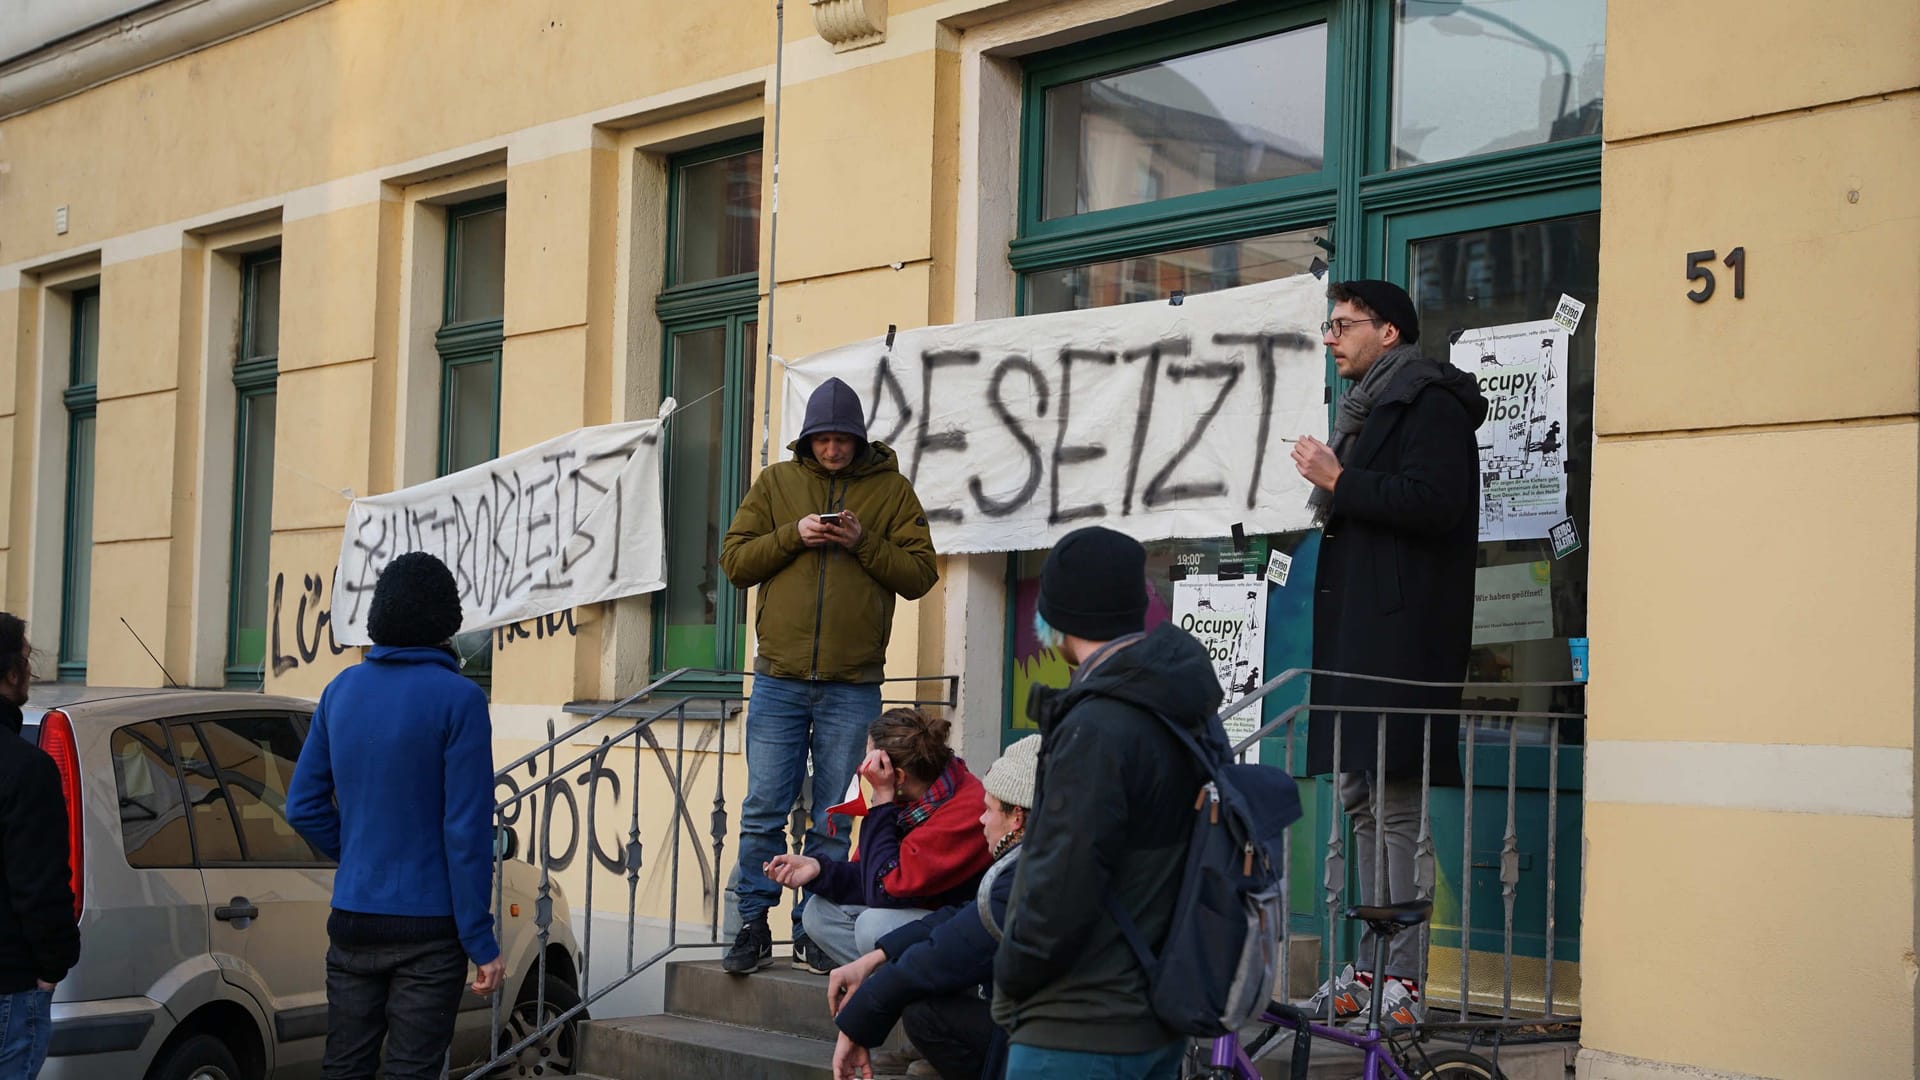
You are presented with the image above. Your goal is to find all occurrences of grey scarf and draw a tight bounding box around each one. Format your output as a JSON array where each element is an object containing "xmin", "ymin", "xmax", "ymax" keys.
[{"xmin": 1308, "ymin": 342, "xmax": 1426, "ymax": 525}]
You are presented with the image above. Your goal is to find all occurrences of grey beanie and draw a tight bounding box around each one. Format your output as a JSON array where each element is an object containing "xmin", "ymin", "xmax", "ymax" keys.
[{"xmin": 982, "ymin": 734, "xmax": 1042, "ymax": 810}]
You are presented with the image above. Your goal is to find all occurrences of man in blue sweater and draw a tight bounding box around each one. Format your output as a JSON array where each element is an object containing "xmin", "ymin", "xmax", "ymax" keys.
[{"xmin": 288, "ymin": 552, "xmax": 501, "ymax": 1080}]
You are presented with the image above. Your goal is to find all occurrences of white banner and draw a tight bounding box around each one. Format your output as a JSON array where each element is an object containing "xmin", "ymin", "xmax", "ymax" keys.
[
  {"xmin": 780, "ymin": 276, "xmax": 1329, "ymax": 554},
  {"xmin": 1171, "ymin": 574, "xmax": 1269, "ymax": 763},
  {"xmin": 331, "ymin": 417, "xmax": 669, "ymax": 646},
  {"xmin": 1449, "ymin": 320, "xmax": 1570, "ymax": 542}
]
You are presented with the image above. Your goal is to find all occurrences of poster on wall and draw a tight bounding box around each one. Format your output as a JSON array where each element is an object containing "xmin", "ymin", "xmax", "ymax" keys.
[
  {"xmin": 1449, "ymin": 320, "xmax": 1570, "ymax": 542},
  {"xmin": 1471, "ymin": 561, "xmax": 1555, "ymax": 645},
  {"xmin": 778, "ymin": 275, "xmax": 1329, "ymax": 554},
  {"xmin": 1171, "ymin": 575, "xmax": 1268, "ymax": 762}
]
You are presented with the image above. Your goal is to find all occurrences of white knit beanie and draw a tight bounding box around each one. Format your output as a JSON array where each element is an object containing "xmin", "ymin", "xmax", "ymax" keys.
[{"xmin": 982, "ymin": 735, "xmax": 1042, "ymax": 810}]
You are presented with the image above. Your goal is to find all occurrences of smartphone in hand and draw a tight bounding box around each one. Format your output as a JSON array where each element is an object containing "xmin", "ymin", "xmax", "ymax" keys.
[{"xmin": 818, "ymin": 512, "xmax": 844, "ymax": 526}]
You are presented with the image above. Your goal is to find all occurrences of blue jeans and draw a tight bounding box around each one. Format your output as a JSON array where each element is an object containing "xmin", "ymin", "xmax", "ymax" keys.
[
  {"xmin": 0, "ymin": 989, "xmax": 53, "ymax": 1080},
  {"xmin": 735, "ymin": 676, "xmax": 879, "ymax": 928},
  {"xmin": 1004, "ymin": 1041, "xmax": 1184, "ymax": 1080}
]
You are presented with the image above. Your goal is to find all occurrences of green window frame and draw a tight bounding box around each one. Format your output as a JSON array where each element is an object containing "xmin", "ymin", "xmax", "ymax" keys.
[
  {"xmin": 59, "ymin": 287, "xmax": 100, "ymax": 682},
  {"xmin": 227, "ymin": 252, "xmax": 281, "ymax": 687},
  {"xmin": 653, "ymin": 138, "xmax": 763, "ymax": 691},
  {"xmin": 438, "ymin": 196, "xmax": 507, "ymax": 689}
]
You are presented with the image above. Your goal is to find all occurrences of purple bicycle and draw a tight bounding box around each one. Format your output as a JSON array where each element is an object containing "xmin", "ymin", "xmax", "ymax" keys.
[{"xmin": 1187, "ymin": 901, "xmax": 1504, "ymax": 1080}]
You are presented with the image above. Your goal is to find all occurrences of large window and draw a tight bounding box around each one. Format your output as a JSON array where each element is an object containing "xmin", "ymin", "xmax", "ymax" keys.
[
  {"xmin": 438, "ymin": 197, "xmax": 506, "ymax": 686},
  {"xmin": 1009, "ymin": 0, "xmax": 1604, "ymax": 731},
  {"xmin": 227, "ymin": 251, "xmax": 280, "ymax": 687},
  {"xmin": 654, "ymin": 142, "xmax": 762, "ymax": 685},
  {"xmin": 60, "ymin": 288, "xmax": 100, "ymax": 681}
]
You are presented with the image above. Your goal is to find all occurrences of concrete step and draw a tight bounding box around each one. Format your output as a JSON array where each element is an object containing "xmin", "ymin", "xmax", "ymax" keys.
[
  {"xmin": 663, "ymin": 959, "xmax": 914, "ymax": 1050},
  {"xmin": 666, "ymin": 958, "xmax": 842, "ymax": 1042},
  {"xmin": 577, "ymin": 1013, "xmax": 834, "ymax": 1080}
]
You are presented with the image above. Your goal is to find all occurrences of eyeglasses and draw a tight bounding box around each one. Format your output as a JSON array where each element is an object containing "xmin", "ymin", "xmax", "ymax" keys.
[{"xmin": 1321, "ymin": 318, "xmax": 1385, "ymax": 339}]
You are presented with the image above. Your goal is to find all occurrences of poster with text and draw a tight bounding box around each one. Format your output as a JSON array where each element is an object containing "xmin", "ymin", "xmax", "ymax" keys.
[
  {"xmin": 1449, "ymin": 320, "xmax": 1569, "ymax": 542},
  {"xmin": 1171, "ymin": 575, "xmax": 1268, "ymax": 763}
]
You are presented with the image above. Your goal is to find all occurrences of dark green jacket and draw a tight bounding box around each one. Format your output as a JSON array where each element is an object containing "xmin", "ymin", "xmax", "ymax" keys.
[{"xmin": 720, "ymin": 441, "xmax": 938, "ymax": 683}]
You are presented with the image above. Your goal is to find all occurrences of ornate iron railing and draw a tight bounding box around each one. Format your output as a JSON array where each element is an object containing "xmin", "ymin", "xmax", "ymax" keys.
[
  {"xmin": 1220, "ymin": 668, "xmax": 1585, "ymax": 1062},
  {"xmin": 467, "ymin": 668, "xmax": 959, "ymax": 1077}
]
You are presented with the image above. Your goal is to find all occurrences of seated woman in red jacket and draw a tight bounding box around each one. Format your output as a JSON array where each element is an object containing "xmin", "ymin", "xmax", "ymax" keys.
[{"xmin": 765, "ymin": 707, "xmax": 992, "ymax": 972}]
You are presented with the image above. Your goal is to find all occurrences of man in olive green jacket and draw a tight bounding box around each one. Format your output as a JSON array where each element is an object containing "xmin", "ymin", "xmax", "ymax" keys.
[{"xmin": 719, "ymin": 376, "xmax": 938, "ymax": 975}]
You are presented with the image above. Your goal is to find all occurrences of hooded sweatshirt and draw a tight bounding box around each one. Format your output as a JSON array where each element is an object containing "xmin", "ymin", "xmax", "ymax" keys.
[
  {"xmin": 0, "ymin": 698, "xmax": 81, "ymax": 992},
  {"xmin": 991, "ymin": 623, "xmax": 1227, "ymax": 1054},
  {"xmin": 286, "ymin": 646, "xmax": 500, "ymax": 965},
  {"xmin": 720, "ymin": 428, "xmax": 938, "ymax": 683}
]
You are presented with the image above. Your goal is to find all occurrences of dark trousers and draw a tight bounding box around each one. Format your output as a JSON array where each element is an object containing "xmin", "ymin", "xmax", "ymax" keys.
[
  {"xmin": 903, "ymin": 993, "xmax": 998, "ymax": 1080},
  {"xmin": 323, "ymin": 938, "xmax": 469, "ymax": 1080}
]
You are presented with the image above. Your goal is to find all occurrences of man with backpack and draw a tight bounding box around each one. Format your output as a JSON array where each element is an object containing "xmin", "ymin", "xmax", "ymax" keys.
[{"xmin": 990, "ymin": 526, "xmax": 1223, "ymax": 1079}]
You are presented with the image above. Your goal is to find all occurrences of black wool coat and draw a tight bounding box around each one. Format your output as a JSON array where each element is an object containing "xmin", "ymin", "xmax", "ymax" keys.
[{"xmin": 1307, "ymin": 358, "xmax": 1488, "ymax": 784}]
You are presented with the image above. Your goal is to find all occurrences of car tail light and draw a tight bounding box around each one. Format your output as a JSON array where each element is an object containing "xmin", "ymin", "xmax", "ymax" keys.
[{"xmin": 36, "ymin": 710, "xmax": 84, "ymax": 921}]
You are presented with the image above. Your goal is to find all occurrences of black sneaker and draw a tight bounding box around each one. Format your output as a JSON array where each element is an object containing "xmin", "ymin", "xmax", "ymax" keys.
[
  {"xmin": 722, "ymin": 918, "xmax": 772, "ymax": 975},
  {"xmin": 791, "ymin": 935, "xmax": 833, "ymax": 975}
]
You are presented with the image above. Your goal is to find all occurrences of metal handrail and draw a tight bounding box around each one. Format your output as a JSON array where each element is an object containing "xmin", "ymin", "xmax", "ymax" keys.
[{"xmin": 469, "ymin": 669, "xmax": 961, "ymax": 1077}]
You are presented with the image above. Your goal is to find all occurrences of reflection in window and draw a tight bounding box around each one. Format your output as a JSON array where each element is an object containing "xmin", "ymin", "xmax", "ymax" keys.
[
  {"xmin": 1392, "ymin": 0, "xmax": 1605, "ymax": 169},
  {"xmin": 1042, "ymin": 22, "xmax": 1327, "ymax": 220},
  {"xmin": 198, "ymin": 716, "xmax": 325, "ymax": 863},
  {"xmin": 112, "ymin": 722, "xmax": 193, "ymax": 867},
  {"xmin": 1025, "ymin": 227, "xmax": 1325, "ymax": 314},
  {"xmin": 673, "ymin": 148, "xmax": 763, "ymax": 285},
  {"xmin": 1409, "ymin": 212, "xmax": 1598, "ymax": 740},
  {"xmin": 169, "ymin": 725, "xmax": 244, "ymax": 863}
]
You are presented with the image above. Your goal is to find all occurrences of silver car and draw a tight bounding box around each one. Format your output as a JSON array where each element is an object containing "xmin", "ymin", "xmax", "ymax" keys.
[{"xmin": 18, "ymin": 686, "xmax": 580, "ymax": 1080}]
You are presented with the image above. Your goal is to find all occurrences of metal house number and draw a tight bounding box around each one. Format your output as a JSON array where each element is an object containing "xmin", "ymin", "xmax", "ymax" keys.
[{"xmin": 1685, "ymin": 247, "xmax": 1746, "ymax": 303}]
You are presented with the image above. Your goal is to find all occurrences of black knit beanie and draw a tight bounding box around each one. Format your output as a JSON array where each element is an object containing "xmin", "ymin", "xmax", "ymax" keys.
[
  {"xmin": 367, "ymin": 552, "xmax": 464, "ymax": 647},
  {"xmin": 1331, "ymin": 279, "xmax": 1421, "ymax": 345},
  {"xmin": 1037, "ymin": 526, "xmax": 1149, "ymax": 642}
]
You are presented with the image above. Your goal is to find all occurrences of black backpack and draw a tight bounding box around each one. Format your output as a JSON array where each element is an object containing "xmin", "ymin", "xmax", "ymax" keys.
[{"xmin": 1103, "ymin": 712, "xmax": 1303, "ymax": 1037}]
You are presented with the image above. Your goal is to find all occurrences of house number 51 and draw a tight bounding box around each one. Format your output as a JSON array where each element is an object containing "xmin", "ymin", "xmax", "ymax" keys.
[{"xmin": 1686, "ymin": 247, "xmax": 1745, "ymax": 302}]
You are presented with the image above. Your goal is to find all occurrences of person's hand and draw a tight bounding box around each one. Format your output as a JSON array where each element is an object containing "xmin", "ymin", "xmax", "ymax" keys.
[
  {"xmin": 1291, "ymin": 435, "xmax": 1343, "ymax": 492},
  {"xmin": 858, "ymin": 749, "xmax": 897, "ymax": 804},
  {"xmin": 35, "ymin": 980, "xmax": 55, "ymax": 992},
  {"xmin": 798, "ymin": 514, "xmax": 835, "ymax": 547},
  {"xmin": 472, "ymin": 958, "xmax": 505, "ymax": 996},
  {"xmin": 833, "ymin": 1032, "xmax": 873, "ymax": 1080},
  {"xmin": 828, "ymin": 949, "xmax": 887, "ymax": 1015},
  {"xmin": 821, "ymin": 509, "xmax": 864, "ymax": 550},
  {"xmin": 765, "ymin": 854, "xmax": 822, "ymax": 889}
]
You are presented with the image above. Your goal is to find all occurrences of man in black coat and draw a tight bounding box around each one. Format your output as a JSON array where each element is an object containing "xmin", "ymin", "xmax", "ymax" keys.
[
  {"xmin": 0, "ymin": 614, "xmax": 81, "ymax": 1080},
  {"xmin": 990, "ymin": 526, "xmax": 1220, "ymax": 1080},
  {"xmin": 1291, "ymin": 280, "xmax": 1487, "ymax": 1020}
]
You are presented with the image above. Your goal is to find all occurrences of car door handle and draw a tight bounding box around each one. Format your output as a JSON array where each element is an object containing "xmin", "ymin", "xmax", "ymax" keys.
[{"xmin": 215, "ymin": 899, "xmax": 260, "ymax": 922}]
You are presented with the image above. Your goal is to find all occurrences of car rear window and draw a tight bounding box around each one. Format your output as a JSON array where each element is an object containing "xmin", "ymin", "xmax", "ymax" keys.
[
  {"xmin": 111, "ymin": 721, "xmax": 198, "ymax": 867},
  {"xmin": 19, "ymin": 721, "xmax": 36, "ymax": 744}
]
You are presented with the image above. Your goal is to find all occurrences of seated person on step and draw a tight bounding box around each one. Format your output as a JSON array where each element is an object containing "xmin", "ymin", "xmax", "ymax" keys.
[
  {"xmin": 765, "ymin": 707, "xmax": 991, "ymax": 972},
  {"xmin": 824, "ymin": 735, "xmax": 1039, "ymax": 1080}
]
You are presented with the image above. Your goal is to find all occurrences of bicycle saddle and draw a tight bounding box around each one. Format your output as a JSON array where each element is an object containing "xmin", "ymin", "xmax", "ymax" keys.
[{"xmin": 1345, "ymin": 900, "xmax": 1433, "ymax": 927}]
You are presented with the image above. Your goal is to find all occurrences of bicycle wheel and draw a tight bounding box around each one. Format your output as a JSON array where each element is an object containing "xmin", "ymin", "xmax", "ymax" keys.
[{"xmin": 1412, "ymin": 1048, "xmax": 1507, "ymax": 1080}]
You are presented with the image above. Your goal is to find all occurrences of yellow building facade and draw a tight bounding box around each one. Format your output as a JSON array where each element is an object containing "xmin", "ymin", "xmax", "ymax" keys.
[{"xmin": 0, "ymin": 1, "xmax": 1914, "ymax": 1076}]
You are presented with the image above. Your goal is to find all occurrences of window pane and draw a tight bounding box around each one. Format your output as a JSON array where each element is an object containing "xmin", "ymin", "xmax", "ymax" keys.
[
  {"xmin": 662, "ymin": 326, "xmax": 728, "ymax": 670},
  {"xmin": 169, "ymin": 724, "xmax": 245, "ymax": 863},
  {"xmin": 230, "ymin": 392, "xmax": 276, "ymax": 674},
  {"xmin": 71, "ymin": 289, "xmax": 100, "ymax": 386},
  {"xmin": 1042, "ymin": 24, "xmax": 1327, "ymax": 221},
  {"xmin": 452, "ymin": 206, "xmax": 507, "ymax": 323},
  {"xmin": 1025, "ymin": 227, "xmax": 1324, "ymax": 314},
  {"xmin": 61, "ymin": 413, "xmax": 95, "ymax": 667},
  {"xmin": 444, "ymin": 357, "xmax": 499, "ymax": 474},
  {"xmin": 198, "ymin": 716, "xmax": 324, "ymax": 863},
  {"xmin": 673, "ymin": 149, "xmax": 762, "ymax": 285},
  {"xmin": 1392, "ymin": 0, "xmax": 1606, "ymax": 169},
  {"xmin": 1408, "ymin": 211, "xmax": 1598, "ymax": 735},
  {"xmin": 244, "ymin": 256, "xmax": 282, "ymax": 361},
  {"xmin": 112, "ymin": 722, "xmax": 194, "ymax": 867}
]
